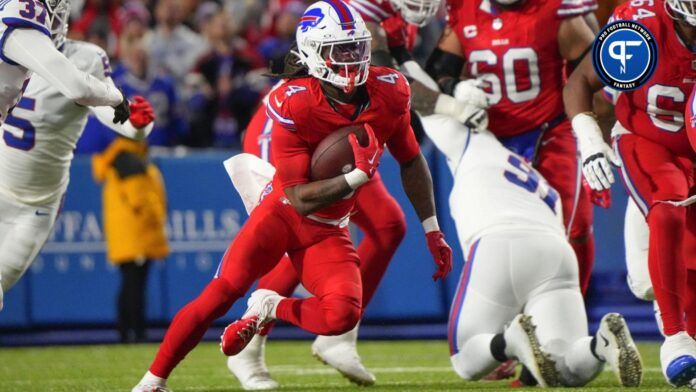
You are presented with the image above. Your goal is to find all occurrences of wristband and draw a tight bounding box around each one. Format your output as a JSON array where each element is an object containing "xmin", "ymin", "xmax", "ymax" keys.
[
  {"xmin": 422, "ymin": 216, "xmax": 440, "ymax": 233},
  {"xmin": 344, "ymin": 168, "xmax": 369, "ymax": 190},
  {"xmin": 434, "ymin": 94, "xmax": 458, "ymax": 117}
]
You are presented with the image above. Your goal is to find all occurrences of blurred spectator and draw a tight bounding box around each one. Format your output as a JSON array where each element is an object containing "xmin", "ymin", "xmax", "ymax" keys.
[
  {"xmin": 92, "ymin": 137, "xmax": 169, "ymax": 343},
  {"xmin": 70, "ymin": 0, "xmax": 123, "ymax": 56},
  {"xmin": 150, "ymin": 0, "xmax": 209, "ymax": 84},
  {"xmin": 112, "ymin": 35, "xmax": 187, "ymax": 146},
  {"xmin": 118, "ymin": 1, "xmax": 151, "ymax": 54},
  {"xmin": 256, "ymin": 0, "xmax": 303, "ymax": 66},
  {"xmin": 186, "ymin": 7, "xmax": 261, "ymax": 147}
]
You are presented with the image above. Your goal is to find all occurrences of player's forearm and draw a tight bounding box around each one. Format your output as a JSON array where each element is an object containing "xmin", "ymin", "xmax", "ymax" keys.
[
  {"xmin": 90, "ymin": 105, "xmax": 152, "ymax": 140},
  {"xmin": 409, "ymin": 81, "xmax": 441, "ymax": 115},
  {"xmin": 400, "ymin": 153, "xmax": 436, "ymax": 222},
  {"xmin": 284, "ymin": 176, "xmax": 355, "ymax": 216},
  {"xmin": 564, "ymin": 57, "xmax": 603, "ymax": 119},
  {"xmin": 5, "ymin": 29, "xmax": 122, "ymax": 107}
]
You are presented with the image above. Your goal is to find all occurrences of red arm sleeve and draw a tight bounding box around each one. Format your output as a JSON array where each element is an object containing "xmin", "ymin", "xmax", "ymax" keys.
[
  {"xmin": 386, "ymin": 110, "xmax": 421, "ymax": 164},
  {"xmin": 270, "ymin": 122, "xmax": 311, "ymax": 189}
]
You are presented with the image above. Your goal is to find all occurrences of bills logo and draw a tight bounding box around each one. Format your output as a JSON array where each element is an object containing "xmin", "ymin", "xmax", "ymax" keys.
[{"xmin": 299, "ymin": 8, "xmax": 325, "ymax": 32}]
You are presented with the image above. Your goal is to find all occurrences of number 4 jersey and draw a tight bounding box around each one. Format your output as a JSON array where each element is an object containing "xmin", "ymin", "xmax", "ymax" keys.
[
  {"xmin": 0, "ymin": 39, "xmax": 112, "ymax": 206},
  {"xmin": 610, "ymin": 0, "xmax": 696, "ymax": 158},
  {"xmin": 0, "ymin": 0, "xmax": 51, "ymax": 121},
  {"xmin": 447, "ymin": 0, "xmax": 596, "ymax": 137}
]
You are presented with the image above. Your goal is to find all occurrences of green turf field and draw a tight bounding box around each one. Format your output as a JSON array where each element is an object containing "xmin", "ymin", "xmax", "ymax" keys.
[{"xmin": 0, "ymin": 340, "xmax": 675, "ymax": 391}]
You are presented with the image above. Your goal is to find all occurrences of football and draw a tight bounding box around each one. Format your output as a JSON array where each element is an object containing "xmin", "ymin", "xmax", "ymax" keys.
[{"xmin": 310, "ymin": 124, "xmax": 369, "ymax": 181}]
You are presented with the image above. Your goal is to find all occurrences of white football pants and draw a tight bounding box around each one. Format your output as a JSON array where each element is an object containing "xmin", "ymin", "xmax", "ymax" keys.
[
  {"xmin": 0, "ymin": 191, "xmax": 60, "ymax": 308},
  {"xmin": 448, "ymin": 230, "xmax": 603, "ymax": 386}
]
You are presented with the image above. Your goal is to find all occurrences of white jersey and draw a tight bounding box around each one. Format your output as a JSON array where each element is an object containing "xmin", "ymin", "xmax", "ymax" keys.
[
  {"xmin": 0, "ymin": 0, "xmax": 51, "ymax": 121},
  {"xmin": 422, "ymin": 115, "xmax": 564, "ymax": 247},
  {"xmin": 0, "ymin": 39, "xmax": 111, "ymax": 206}
]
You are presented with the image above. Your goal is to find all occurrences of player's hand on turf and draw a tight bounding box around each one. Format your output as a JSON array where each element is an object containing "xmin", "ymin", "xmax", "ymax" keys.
[
  {"xmin": 425, "ymin": 231, "xmax": 453, "ymax": 281},
  {"xmin": 572, "ymin": 113, "xmax": 619, "ymax": 191},
  {"xmin": 129, "ymin": 96, "xmax": 156, "ymax": 129},
  {"xmin": 112, "ymin": 90, "xmax": 130, "ymax": 124},
  {"xmin": 349, "ymin": 123, "xmax": 383, "ymax": 179}
]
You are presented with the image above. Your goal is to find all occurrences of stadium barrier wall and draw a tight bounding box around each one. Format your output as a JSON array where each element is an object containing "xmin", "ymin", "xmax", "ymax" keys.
[{"xmin": 0, "ymin": 146, "xmax": 659, "ymax": 338}]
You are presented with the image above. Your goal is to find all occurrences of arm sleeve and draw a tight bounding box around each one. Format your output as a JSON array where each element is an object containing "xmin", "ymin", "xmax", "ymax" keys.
[
  {"xmin": 4, "ymin": 28, "xmax": 123, "ymax": 107},
  {"xmin": 386, "ymin": 110, "xmax": 421, "ymax": 164},
  {"xmin": 270, "ymin": 122, "xmax": 311, "ymax": 189}
]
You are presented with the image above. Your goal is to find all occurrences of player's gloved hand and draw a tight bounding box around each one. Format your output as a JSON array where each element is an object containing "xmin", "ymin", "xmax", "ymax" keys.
[
  {"xmin": 382, "ymin": 15, "xmax": 408, "ymax": 49},
  {"xmin": 572, "ymin": 112, "xmax": 619, "ymax": 191},
  {"xmin": 426, "ymin": 231, "xmax": 453, "ymax": 281},
  {"xmin": 349, "ymin": 123, "xmax": 383, "ymax": 178},
  {"xmin": 112, "ymin": 90, "xmax": 130, "ymax": 124},
  {"xmin": 453, "ymin": 79, "xmax": 490, "ymax": 109},
  {"xmin": 435, "ymin": 93, "xmax": 488, "ymax": 132},
  {"xmin": 129, "ymin": 96, "xmax": 156, "ymax": 128}
]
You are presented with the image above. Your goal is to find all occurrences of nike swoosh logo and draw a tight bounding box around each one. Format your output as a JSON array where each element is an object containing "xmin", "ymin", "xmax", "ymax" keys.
[
  {"xmin": 35, "ymin": 210, "xmax": 50, "ymax": 216},
  {"xmin": 600, "ymin": 333, "xmax": 610, "ymax": 347},
  {"xmin": 367, "ymin": 150, "xmax": 379, "ymax": 165},
  {"xmin": 540, "ymin": 136, "xmax": 556, "ymax": 147},
  {"xmin": 274, "ymin": 96, "xmax": 283, "ymax": 108}
]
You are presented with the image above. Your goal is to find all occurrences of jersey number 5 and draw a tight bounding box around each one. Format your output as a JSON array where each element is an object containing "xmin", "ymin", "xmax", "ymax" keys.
[
  {"xmin": 503, "ymin": 154, "xmax": 559, "ymax": 212},
  {"xmin": 468, "ymin": 48, "xmax": 540, "ymax": 105},
  {"xmin": 3, "ymin": 97, "xmax": 36, "ymax": 151}
]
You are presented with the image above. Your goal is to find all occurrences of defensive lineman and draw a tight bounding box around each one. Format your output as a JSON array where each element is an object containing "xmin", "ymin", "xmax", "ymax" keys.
[
  {"xmin": 423, "ymin": 115, "xmax": 643, "ymax": 388},
  {"xmin": 0, "ymin": 0, "xmax": 155, "ymax": 310},
  {"xmin": 0, "ymin": 0, "xmax": 129, "ymax": 122}
]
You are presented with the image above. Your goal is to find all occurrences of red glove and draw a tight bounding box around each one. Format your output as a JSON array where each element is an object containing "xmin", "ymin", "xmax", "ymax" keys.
[
  {"xmin": 382, "ymin": 15, "xmax": 408, "ymax": 49},
  {"xmin": 582, "ymin": 178, "xmax": 612, "ymax": 208},
  {"xmin": 128, "ymin": 96, "xmax": 156, "ymax": 128},
  {"xmin": 426, "ymin": 231, "xmax": 453, "ymax": 281},
  {"xmin": 348, "ymin": 123, "xmax": 383, "ymax": 178}
]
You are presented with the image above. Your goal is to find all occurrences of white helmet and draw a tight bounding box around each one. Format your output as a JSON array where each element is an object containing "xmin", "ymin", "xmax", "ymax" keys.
[
  {"xmin": 40, "ymin": 0, "xmax": 70, "ymax": 48},
  {"xmin": 296, "ymin": 0, "xmax": 371, "ymax": 92},
  {"xmin": 389, "ymin": 0, "xmax": 441, "ymax": 26},
  {"xmin": 666, "ymin": 0, "xmax": 696, "ymax": 26}
]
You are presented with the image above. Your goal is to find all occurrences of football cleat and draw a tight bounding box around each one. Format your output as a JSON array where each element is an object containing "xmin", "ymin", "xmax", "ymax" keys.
[
  {"xmin": 595, "ymin": 313, "xmax": 643, "ymax": 387},
  {"xmin": 503, "ymin": 314, "xmax": 560, "ymax": 388},
  {"xmin": 227, "ymin": 334, "xmax": 279, "ymax": 390},
  {"xmin": 660, "ymin": 332, "xmax": 696, "ymax": 387},
  {"xmin": 483, "ymin": 359, "xmax": 518, "ymax": 381},
  {"xmin": 221, "ymin": 290, "xmax": 282, "ymax": 356},
  {"xmin": 311, "ymin": 326, "xmax": 375, "ymax": 386}
]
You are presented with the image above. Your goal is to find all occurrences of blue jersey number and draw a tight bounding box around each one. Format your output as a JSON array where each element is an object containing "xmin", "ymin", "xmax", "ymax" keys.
[
  {"xmin": 3, "ymin": 97, "xmax": 36, "ymax": 151},
  {"xmin": 503, "ymin": 155, "xmax": 559, "ymax": 212}
]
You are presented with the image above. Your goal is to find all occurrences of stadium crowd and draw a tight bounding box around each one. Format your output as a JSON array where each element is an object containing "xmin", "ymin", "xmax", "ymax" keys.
[{"xmin": 69, "ymin": 0, "xmax": 433, "ymax": 152}]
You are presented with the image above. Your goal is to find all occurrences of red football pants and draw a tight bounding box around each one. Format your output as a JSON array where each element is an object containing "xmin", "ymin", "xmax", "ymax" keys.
[
  {"xmin": 615, "ymin": 134, "xmax": 696, "ymax": 336},
  {"xmin": 537, "ymin": 121, "xmax": 595, "ymax": 294},
  {"xmin": 258, "ymin": 172, "xmax": 406, "ymax": 312},
  {"xmin": 149, "ymin": 192, "xmax": 363, "ymax": 378}
]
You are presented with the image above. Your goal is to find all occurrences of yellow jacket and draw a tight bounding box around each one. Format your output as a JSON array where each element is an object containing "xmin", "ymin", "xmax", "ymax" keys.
[{"xmin": 92, "ymin": 138, "xmax": 169, "ymax": 264}]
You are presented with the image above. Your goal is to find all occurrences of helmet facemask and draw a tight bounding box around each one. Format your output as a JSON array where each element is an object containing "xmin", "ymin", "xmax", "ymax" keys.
[
  {"xmin": 296, "ymin": 1, "xmax": 372, "ymax": 93},
  {"xmin": 667, "ymin": 0, "xmax": 696, "ymax": 27},
  {"xmin": 42, "ymin": 0, "xmax": 70, "ymax": 48},
  {"xmin": 389, "ymin": 0, "xmax": 440, "ymax": 26}
]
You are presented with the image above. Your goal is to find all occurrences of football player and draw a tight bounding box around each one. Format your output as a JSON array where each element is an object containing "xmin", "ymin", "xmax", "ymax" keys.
[
  {"xmin": 132, "ymin": 2, "xmax": 453, "ymax": 391},
  {"xmin": 423, "ymin": 114, "xmax": 642, "ymax": 388},
  {"xmin": 0, "ymin": 0, "xmax": 155, "ymax": 311},
  {"xmin": 0, "ymin": 0, "xmax": 129, "ymax": 124},
  {"xmin": 564, "ymin": 0, "xmax": 696, "ymax": 386},
  {"xmin": 425, "ymin": 0, "xmax": 598, "ymax": 296},
  {"xmin": 229, "ymin": 1, "xmax": 488, "ymax": 387}
]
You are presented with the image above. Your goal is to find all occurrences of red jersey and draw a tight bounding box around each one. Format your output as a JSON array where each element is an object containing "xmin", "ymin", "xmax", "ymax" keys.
[
  {"xmin": 266, "ymin": 66, "xmax": 420, "ymax": 221},
  {"xmin": 611, "ymin": 0, "xmax": 696, "ymax": 157},
  {"xmin": 448, "ymin": 0, "xmax": 590, "ymax": 137},
  {"xmin": 686, "ymin": 86, "xmax": 696, "ymax": 154}
]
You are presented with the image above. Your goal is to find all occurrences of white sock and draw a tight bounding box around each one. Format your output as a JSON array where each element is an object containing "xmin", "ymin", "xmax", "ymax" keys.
[
  {"xmin": 450, "ymin": 333, "xmax": 498, "ymax": 380},
  {"xmin": 561, "ymin": 336, "xmax": 603, "ymax": 386},
  {"xmin": 140, "ymin": 371, "xmax": 167, "ymax": 387}
]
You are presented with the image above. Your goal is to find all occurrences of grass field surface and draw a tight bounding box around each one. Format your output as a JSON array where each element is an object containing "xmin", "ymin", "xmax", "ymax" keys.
[{"xmin": 0, "ymin": 340, "xmax": 675, "ymax": 391}]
